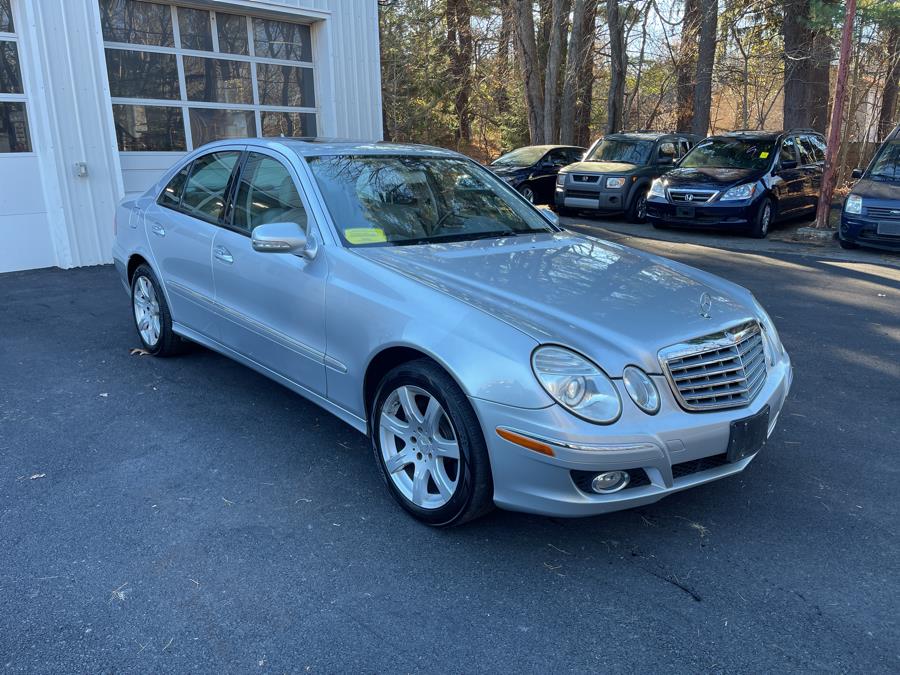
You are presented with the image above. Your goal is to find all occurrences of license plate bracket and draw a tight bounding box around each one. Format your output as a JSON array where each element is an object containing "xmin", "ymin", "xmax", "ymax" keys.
[
  {"xmin": 675, "ymin": 205, "xmax": 695, "ymax": 219},
  {"xmin": 726, "ymin": 405, "xmax": 770, "ymax": 463},
  {"xmin": 876, "ymin": 221, "xmax": 900, "ymax": 237}
]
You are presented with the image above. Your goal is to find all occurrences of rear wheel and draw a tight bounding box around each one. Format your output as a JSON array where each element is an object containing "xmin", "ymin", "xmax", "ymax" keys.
[
  {"xmin": 371, "ymin": 359, "xmax": 493, "ymax": 526},
  {"xmin": 131, "ymin": 264, "xmax": 184, "ymax": 356},
  {"xmin": 750, "ymin": 198, "xmax": 773, "ymax": 238}
]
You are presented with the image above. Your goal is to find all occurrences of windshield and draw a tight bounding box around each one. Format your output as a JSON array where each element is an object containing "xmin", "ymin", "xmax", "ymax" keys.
[
  {"xmin": 868, "ymin": 140, "xmax": 900, "ymax": 180},
  {"xmin": 680, "ymin": 138, "xmax": 775, "ymax": 170},
  {"xmin": 585, "ymin": 139, "xmax": 652, "ymax": 164},
  {"xmin": 491, "ymin": 146, "xmax": 546, "ymax": 167},
  {"xmin": 306, "ymin": 155, "xmax": 556, "ymax": 247}
]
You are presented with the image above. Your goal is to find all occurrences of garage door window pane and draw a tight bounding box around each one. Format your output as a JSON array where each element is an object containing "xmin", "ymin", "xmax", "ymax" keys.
[
  {"xmin": 112, "ymin": 104, "xmax": 186, "ymax": 151},
  {"xmin": 262, "ymin": 112, "xmax": 316, "ymax": 138},
  {"xmin": 181, "ymin": 151, "xmax": 240, "ymax": 221},
  {"xmin": 189, "ymin": 108, "xmax": 256, "ymax": 146},
  {"xmin": 178, "ymin": 7, "xmax": 212, "ymax": 51},
  {"xmin": 0, "ymin": 0, "xmax": 13, "ymax": 33},
  {"xmin": 0, "ymin": 41, "xmax": 23, "ymax": 94},
  {"xmin": 99, "ymin": 0, "xmax": 174, "ymax": 47},
  {"xmin": 105, "ymin": 48, "xmax": 179, "ymax": 99},
  {"xmin": 257, "ymin": 64, "xmax": 314, "ymax": 107},
  {"xmin": 184, "ymin": 56, "xmax": 252, "ymax": 104},
  {"xmin": 253, "ymin": 19, "xmax": 311, "ymax": 61},
  {"xmin": 216, "ymin": 13, "xmax": 249, "ymax": 55},
  {"xmin": 0, "ymin": 102, "xmax": 30, "ymax": 152}
]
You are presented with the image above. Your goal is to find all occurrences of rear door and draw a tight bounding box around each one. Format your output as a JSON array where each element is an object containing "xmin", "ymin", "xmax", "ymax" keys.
[
  {"xmin": 804, "ymin": 134, "xmax": 827, "ymax": 209},
  {"xmin": 144, "ymin": 148, "xmax": 242, "ymax": 338},
  {"xmin": 210, "ymin": 149, "xmax": 328, "ymax": 395},
  {"xmin": 773, "ymin": 136, "xmax": 805, "ymax": 216},
  {"xmin": 796, "ymin": 135, "xmax": 821, "ymax": 211}
]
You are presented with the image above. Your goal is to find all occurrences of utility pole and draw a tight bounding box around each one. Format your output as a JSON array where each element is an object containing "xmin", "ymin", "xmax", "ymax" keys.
[{"xmin": 814, "ymin": 0, "xmax": 857, "ymax": 229}]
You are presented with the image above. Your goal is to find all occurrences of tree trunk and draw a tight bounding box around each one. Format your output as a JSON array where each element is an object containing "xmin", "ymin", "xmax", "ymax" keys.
[
  {"xmin": 543, "ymin": 0, "xmax": 570, "ymax": 142},
  {"xmin": 691, "ymin": 0, "xmax": 717, "ymax": 137},
  {"xmin": 560, "ymin": 0, "xmax": 588, "ymax": 143},
  {"xmin": 510, "ymin": 0, "xmax": 546, "ymax": 143},
  {"xmin": 676, "ymin": 0, "xmax": 701, "ymax": 132},
  {"xmin": 605, "ymin": 0, "xmax": 626, "ymax": 134},
  {"xmin": 878, "ymin": 26, "xmax": 900, "ymax": 141},
  {"xmin": 808, "ymin": 29, "xmax": 833, "ymax": 133},
  {"xmin": 496, "ymin": 1, "xmax": 512, "ymax": 112},
  {"xmin": 783, "ymin": 0, "xmax": 832, "ymax": 131},
  {"xmin": 574, "ymin": 0, "xmax": 597, "ymax": 146},
  {"xmin": 446, "ymin": 0, "xmax": 473, "ymax": 144}
]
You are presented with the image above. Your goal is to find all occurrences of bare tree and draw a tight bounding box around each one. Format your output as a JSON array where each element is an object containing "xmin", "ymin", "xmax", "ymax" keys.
[
  {"xmin": 692, "ymin": 0, "xmax": 717, "ymax": 136},
  {"xmin": 446, "ymin": 0, "xmax": 474, "ymax": 144},
  {"xmin": 510, "ymin": 0, "xmax": 546, "ymax": 143},
  {"xmin": 543, "ymin": 0, "xmax": 571, "ymax": 141},
  {"xmin": 878, "ymin": 25, "xmax": 900, "ymax": 141},
  {"xmin": 560, "ymin": 0, "xmax": 589, "ymax": 143},
  {"xmin": 676, "ymin": 0, "xmax": 701, "ymax": 131},
  {"xmin": 606, "ymin": 0, "xmax": 626, "ymax": 133}
]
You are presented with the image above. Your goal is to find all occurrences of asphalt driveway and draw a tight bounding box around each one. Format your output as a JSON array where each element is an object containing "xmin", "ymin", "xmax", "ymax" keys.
[{"xmin": 1, "ymin": 234, "xmax": 898, "ymax": 672}]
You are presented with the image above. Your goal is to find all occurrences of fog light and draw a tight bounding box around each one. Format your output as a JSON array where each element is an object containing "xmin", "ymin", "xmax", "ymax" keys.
[{"xmin": 591, "ymin": 470, "xmax": 630, "ymax": 494}]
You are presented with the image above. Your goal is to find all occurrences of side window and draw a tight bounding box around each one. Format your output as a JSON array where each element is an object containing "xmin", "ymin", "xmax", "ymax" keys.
[
  {"xmin": 158, "ymin": 163, "xmax": 190, "ymax": 209},
  {"xmin": 232, "ymin": 152, "xmax": 307, "ymax": 234},
  {"xmin": 797, "ymin": 136, "xmax": 817, "ymax": 165},
  {"xmin": 180, "ymin": 151, "xmax": 241, "ymax": 222},
  {"xmin": 546, "ymin": 149, "xmax": 568, "ymax": 167},
  {"xmin": 566, "ymin": 148, "xmax": 583, "ymax": 163},
  {"xmin": 808, "ymin": 135, "xmax": 827, "ymax": 162},
  {"xmin": 779, "ymin": 137, "xmax": 798, "ymax": 165},
  {"xmin": 658, "ymin": 142, "xmax": 677, "ymax": 161},
  {"xmin": 679, "ymin": 139, "xmax": 691, "ymax": 157}
]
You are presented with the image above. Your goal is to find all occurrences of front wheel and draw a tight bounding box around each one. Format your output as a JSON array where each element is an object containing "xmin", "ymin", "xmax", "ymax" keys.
[
  {"xmin": 371, "ymin": 359, "xmax": 494, "ymax": 526},
  {"xmin": 626, "ymin": 192, "xmax": 648, "ymax": 223},
  {"xmin": 750, "ymin": 198, "xmax": 773, "ymax": 238},
  {"xmin": 519, "ymin": 185, "xmax": 535, "ymax": 203},
  {"xmin": 838, "ymin": 236, "xmax": 859, "ymax": 250}
]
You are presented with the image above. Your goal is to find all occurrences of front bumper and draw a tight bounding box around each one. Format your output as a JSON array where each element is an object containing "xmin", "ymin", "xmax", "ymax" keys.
[
  {"xmin": 555, "ymin": 183, "xmax": 631, "ymax": 212},
  {"xmin": 840, "ymin": 212, "xmax": 900, "ymax": 250},
  {"xmin": 469, "ymin": 355, "xmax": 792, "ymax": 517},
  {"xmin": 645, "ymin": 197, "xmax": 758, "ymax": 228}
]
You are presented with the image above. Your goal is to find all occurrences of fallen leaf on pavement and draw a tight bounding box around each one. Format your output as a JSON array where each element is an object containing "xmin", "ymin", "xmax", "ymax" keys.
[
  {"xmin": 29, "ymin": 473, "xmax": 46, "ymax": 480},
  {"xmin": 130, "ymin": 348, "xmax": 151, "ymax": 356}
]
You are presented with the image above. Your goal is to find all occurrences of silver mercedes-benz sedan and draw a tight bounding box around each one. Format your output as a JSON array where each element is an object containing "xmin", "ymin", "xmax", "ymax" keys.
[{"xmin": 112, "ymin": 138, "xmax": 792, "ymax": 526}]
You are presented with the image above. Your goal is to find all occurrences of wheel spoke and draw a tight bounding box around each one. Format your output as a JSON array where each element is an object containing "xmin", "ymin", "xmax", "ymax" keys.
[
  {"xmin": 430, "ymin": 461, "xmax": 456, "ymax": 500},
  {"xmin": 398, "ymin": 386, "xmax": 424, "ymax": 425},
  {"xmin": 385, "ymin": 448, "xmax": 415, "ymax": 474},
  {"xmin": 380, "ymin": 411, "xmax": 409, "ymax": 439},
  {"xmin": 432, "ymin": 436, "xmax": 459, "ymax": 459},
  {"xmin": 422, "ymin": 396, "xmax": 442, "ymax": 436},
  {"xmin": 411, "ymin": 464, "xmax": 429, "ymax": 505}
]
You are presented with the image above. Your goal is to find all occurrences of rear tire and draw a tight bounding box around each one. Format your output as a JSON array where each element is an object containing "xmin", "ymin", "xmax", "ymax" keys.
[
  {"xmin": 370, "ymin": 359, "xmax": 494, "ymax": 527},
  {"xmin": 130, "ymin": 264, "xmax": 184, "ymax": 356},
  {"xmin": 750, "ymin": 198, "xmax": 773, "ymax": 239}
]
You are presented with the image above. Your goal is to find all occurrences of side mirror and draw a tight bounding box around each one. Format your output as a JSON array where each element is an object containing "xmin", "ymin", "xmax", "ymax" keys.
[
  {"xmin": 851, "ymin": 168, "xmax": 863, "ymax": 179},
  {"xmin": 535, "ymin": 204, "xmax": 560, "ymax": 226},
  {"xmin": 780, "ymin": 159, "xmax": 798, "ymax": 171},
  {"xmin": 252, "ymin": 222, "xmax": 318, "ymax": 260}
]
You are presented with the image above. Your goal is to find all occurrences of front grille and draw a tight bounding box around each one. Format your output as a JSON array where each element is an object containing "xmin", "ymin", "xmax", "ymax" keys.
[
  {"xmin": 565, "ymin": 189, "xmax": 599, "ymax": 200},
  {"xmin": 572, "ymin": 174, "xmax": 600, "ymax": 183},
  {"xmin": 571, "ymin": 468, "xmax": 651, "ymax": 493},
  {"xmin": 867, "ymin": 206, "xmax": 900, "ymax": 220},
  {"xmin": 668, "ymin": 189, "xmax": 717, "ymax": 203},
  {"xmin": 671, "ymin": 453, "xmax": 730, "ymax": 480},
  {"xmin": 660, "ymin": 321, "xmax": 767, "ymax": 411}
]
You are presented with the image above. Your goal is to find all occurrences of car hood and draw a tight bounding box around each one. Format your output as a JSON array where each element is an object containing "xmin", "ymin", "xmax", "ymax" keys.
[
  {"xmin": 663, "ymin": 166, "xmax": 765, "ymax": 190},
  {"xmin": 489, "ymin": 165, "xmax": 529, "ymax": 177},
  {"xmin": 852, "ymin": 177, "xmax": 900, "ymax": 201},
  {"xmin": 354, "ymin": 232, "xmax": 758, "ymax": 375},
  {"xmin": 562, "ymin": 161, "xmax": 641, "ymax": 175}
]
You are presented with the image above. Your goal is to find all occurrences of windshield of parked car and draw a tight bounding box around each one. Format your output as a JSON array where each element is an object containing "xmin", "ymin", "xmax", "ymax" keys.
[
  {"xmin": 491, "ymin": 146, "xmax": 546, "ymax": 167},
  {"xmin": 306, "ymin": 155, "xmax": 557, "ymax": 247},
  {"xmin": 585, "ymin": 139, "xmax": 653, "ymax": 164},
  {"xmin": 680, "ymin": 138, "xmax": 775, "ymax": 170},
  {"xmin": 868, "ymin": 140, "xmax": 900, "ymax": 181}
]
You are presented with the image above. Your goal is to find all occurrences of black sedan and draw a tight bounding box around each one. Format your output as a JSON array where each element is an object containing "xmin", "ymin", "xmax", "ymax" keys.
[
  {"xmin": 490, "ymin": 145, "xmax": 585, "ymax": 204},
  {"xmin": 645, "ymin": 130, "xmax": 826, "ymax": 238}
]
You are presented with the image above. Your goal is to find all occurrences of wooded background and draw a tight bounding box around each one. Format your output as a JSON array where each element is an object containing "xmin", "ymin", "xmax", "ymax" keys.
[{"xmin": 378, "ymin": 0, "xmax": 900, "ymax": 180}]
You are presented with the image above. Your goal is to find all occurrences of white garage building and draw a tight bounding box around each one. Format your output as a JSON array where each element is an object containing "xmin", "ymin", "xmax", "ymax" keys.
[{"xmin": 0, "ymin": 0, "xmax": 382, "ymax": 272}]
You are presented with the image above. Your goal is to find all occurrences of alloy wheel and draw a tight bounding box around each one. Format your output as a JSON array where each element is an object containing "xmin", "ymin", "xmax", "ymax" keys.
[
  {"xmin": 521, "ymin": 186, "xmax": 535, "ymax": 203},
  {"xmin": 378, "ymin": 385, "xmax": 461, "ymax": 509},
  {"xmin": 636, "ymin": 195, "xmax": 647, "ymax": 220},
  {"xmin": 133, "ymin": 275, "xmax": 161, "ymax": 348},
  {"xmin": 761, "ymin": 202, "xmax": 771, "ymax": 235}
]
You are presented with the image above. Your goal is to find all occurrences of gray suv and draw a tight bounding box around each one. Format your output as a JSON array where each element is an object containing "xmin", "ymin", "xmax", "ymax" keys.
[{"xmin": 555, "ymin": 132, "xmax": 698, "ymax": 222}]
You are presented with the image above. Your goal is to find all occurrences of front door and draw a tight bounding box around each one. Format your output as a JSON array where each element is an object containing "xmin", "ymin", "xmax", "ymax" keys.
[
  {"xmin": 145, "ymin": 149, "xmax": 242, "ymax": 338},
  {"xmin": 772, "ymin": 136, "xmax": 805, "ymax": 216},
  {"xmin": 211, "ymin": 150, "xmax": 328, "ymax": 396}
]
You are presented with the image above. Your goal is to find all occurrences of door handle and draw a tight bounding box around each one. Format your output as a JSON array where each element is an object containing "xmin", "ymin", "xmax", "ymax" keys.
[
  {"xmin": 214, "ymin": 245, "xmax": 234, "ymax": 264},
  {"xmin": 150, "ymin": 221, "xmax": 166, "ymax": 237}
]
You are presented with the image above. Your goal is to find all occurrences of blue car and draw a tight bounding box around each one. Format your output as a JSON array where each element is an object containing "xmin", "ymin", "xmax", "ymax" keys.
[{"xmin": 840, "ymin": 125, "xmax": 900, "ymax": 251}]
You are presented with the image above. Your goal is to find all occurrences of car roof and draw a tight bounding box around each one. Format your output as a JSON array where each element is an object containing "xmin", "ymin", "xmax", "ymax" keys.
[
  {"xmin": 194, "ymin": 137, "xmax": 467, "ymax": 158},
  {"xmin": 718, "ymin": 129, "xmax": 824, "ymax": 141},
  {"xmin": 602, "ymin": 132, "xmax": 692, "ymax": 141}
]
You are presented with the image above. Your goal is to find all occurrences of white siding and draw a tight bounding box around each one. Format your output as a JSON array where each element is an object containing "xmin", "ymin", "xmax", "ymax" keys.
[{"xmin": 1, "ymin": 0, "xmax": 382, "ymax": 272}]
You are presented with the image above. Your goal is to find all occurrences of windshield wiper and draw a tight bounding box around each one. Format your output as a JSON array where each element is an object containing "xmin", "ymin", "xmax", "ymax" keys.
[{"xmin": 390, "ymin": 229, "xmax": 522, "ymax": 246}]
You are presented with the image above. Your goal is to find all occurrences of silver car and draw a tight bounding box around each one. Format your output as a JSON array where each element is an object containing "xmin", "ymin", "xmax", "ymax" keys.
[{"xmin": 112, "ymin": 139, "xmax": 792, "ymax": 526}]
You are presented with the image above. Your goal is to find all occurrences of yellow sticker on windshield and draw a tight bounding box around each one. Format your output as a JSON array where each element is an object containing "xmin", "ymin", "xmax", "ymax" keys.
[
  {"xmin": 759, "ymin": 151, "xmax": 770, "ymax": 158},
  {"xmin": 345, "ymin": 227, "xmax": 387, "ymax": 244}
]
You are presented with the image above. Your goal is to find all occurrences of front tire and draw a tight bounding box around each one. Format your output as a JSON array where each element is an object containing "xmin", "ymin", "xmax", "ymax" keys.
[
  {"xmin": 520, "ymin": 185, "xmax": 535, "ymax": 204},
  {"xmin": 750, "ymin": 198, "xmax": 773, "ymax": 238},
  {"xmin": 131, "ymin": 264, "xmax": 183, "ymax": 356},
  {"xmin": 626, "ymin": 191, "xmax": 648, "ymax": 223},
  {"xmin": 838, "ymin": 236, "xmax": 859, "ymax": 250},
  {"xmin": 370, "ymin": 359, "xmax": 494, "ymax": 526}
]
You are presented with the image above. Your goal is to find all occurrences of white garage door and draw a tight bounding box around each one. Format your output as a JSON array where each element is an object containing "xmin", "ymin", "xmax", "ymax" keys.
[{"xmin": 99, "ymin": 0, "xmax": 319, "ymax": 195}]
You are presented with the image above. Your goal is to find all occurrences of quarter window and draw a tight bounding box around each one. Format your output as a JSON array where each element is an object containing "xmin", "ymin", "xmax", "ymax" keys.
[
  {"xmin": 232, "ymin": 153, "xmax": 307, "ymax": 233},
  {"xmin": 179, "ymin": 151, "xmax": 240, "ymax": 222},
  {"xmin": 157, "ymin": 162, "xmax": 190, "ymax": 207},
  {"xmin": 99, "ymin": 0, "xmax": 319, "ymax": 152},
  {"xmin": 779, "ymin": 137, "xmax": 798, "ymax": 165},
  {"xmin": 0, "ymin": 0, "xmax": 32, "ymax": 152},
  {"xmin": 797, "ymin": 136, "xmax": 817, "ymax": 165}
]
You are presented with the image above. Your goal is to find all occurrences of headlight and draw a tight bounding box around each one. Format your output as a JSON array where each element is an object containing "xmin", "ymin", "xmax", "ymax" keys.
[
  {"xmin": 753, "ymin": 300, "xmax": 784, "ymax": 365},
  {"xmin": 648, "ymin": 179, "xmax": 666, "ymax": 198},
  {"xmin": 556, "ymin": 174, "xmax": 566, "ymax": 186},
  {"xmin": 606, "ymin": 177, "xmax": 626, "ymax": 189},
  {"xmin": 622, "ymin": 366, "xmax": 660, "ymax": 414},
  {"xmin": 532, "ymin": 346, "xmax": 622, "ymax": 424},
  {"xmin": 844, "ymin": 194, "xmax": 862, "ymax": 214},
  {"xmin": 720, "ymin": 183, "xmax": 757, "ymax": 201}
]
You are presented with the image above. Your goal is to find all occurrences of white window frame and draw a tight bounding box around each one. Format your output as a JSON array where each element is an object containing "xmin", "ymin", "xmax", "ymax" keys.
[
  {"xmin": 0, "ymin": 0, "xmax": 34, "ymax": 156},
  {"xmin": 103, "ymin": 2, "xmax": 319, "ymax": 153}
]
